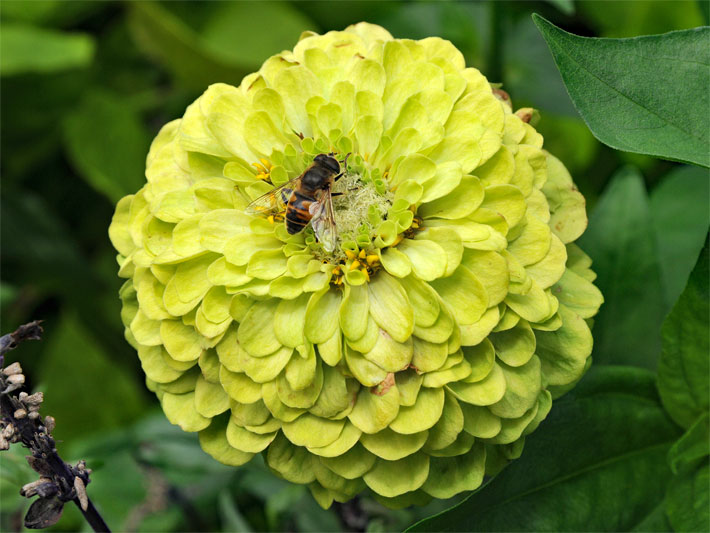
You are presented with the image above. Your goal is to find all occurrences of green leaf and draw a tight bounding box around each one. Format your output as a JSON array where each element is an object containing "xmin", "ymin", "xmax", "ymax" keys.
[
  {"xmin": 127, "ymin": 2, "xmax": 315, "ymax": 90},
  {"xmin": 577, "ymin": 167, "xmax": 665, "ymax": 368},
  {"xmin": 408, "ymin": 366, "xmax": 680, "ymax": 532},
  {"xmin": 0, "ymin": 23, "xmax": 94, "ymax": 76},
  {"xmin": 668, "ymin": 413, "xmax": 709, "ymax": 474},
  {"xmin": 657, "ymin": 238, "xmax": 710, "ymax": 428},
  {"xmin": 578, "ymin": 0, "xmax": 704, "ymax": 38},
  {"xmin": 667, "ymin": 461, "xmax": 709, "ymax": 532},
  {"xmin": 546, "ymin": 0, "xmax": 575, "ymax": 15},
  {"xmin": 650, "ymin": 166, "xmax": 710, "ymax": 313},
  {"xmin": 39, "ymin": 313, "xmax": 148, "ymax": 440},
  {"xmin": 533, "ymin": 15, "xmax": 710, "ymax": 168},
  {"xmin": 218, "ymin": 491, "xmax": 252, "ymax": 533},
  {"xmin": 62, "ymin": 91, "xmax": 151, "ymax": 202}
]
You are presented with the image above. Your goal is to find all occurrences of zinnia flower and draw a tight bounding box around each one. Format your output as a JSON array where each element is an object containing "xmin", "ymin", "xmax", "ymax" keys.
[{"xmin": 109, "ymin": 22, "xmax": 603, "ymax": 508}]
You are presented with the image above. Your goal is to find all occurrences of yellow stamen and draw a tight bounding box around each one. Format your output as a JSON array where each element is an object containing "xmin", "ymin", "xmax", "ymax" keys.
[
  {"xmin": 361, "ymin": 268, "xmax": 370, "ymax": 281},
  {"xmin": 345, "ymin": 250, "xmax": 358, "ymax": 260},
  {"xmin": 366, "ymin": 254, "xmax": 379, "ymax": 266},
  {"xmin": 267, "ymin": 215, "xmax": 275, "ymax": 224},
  {"xmin": 392, "ymin": 235, "xmax": 404, "ymax": 247},
  {"xmin": 358, "ymin": 249, "xmax": 367, "ymax": 259},
  {"xmin": 349, "ymin": 260, "xmax": 361, "ymax": 271},
  {"xmin": 332, "ymin": 266, "xmax": 341, "ymax": 275},
  {"xmin": 259, "ymin": 158, "xmax": 273, "ymax": 170}
]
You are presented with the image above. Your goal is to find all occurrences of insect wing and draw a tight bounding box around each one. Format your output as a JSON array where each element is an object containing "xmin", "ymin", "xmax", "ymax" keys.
[
  {"xmin": 311, "ymin": 189, "xmax": 338, "ymax": 253},
  {"xmin": 245, "ymin": 177, "xmax": 299, "ymax": 217}
]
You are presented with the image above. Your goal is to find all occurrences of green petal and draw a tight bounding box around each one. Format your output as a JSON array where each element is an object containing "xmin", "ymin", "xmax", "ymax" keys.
[
  {"xmin": 419, "ymin": 162, "xmax": 462, "ymax": 203},
  {"xmin": 536, "ymin": 304, "xmax": 592, "ymax": 386},
  {"xmin": 378, "ymin": 247, "xmax": 413, "ymax": 278},
  {"xmin": 424, "ymin": 392, "xmax": 464, "ymax": 451},
  {"xmin": 490, "ymin": 355, "xmax": 542, "ymax": 419},
  {"xmin": 508, "ymin": 215, "xmax": 552, "ymax": 266},
  {"xmin": 345, "ymin": 315, "xmax": 379, "ymax": 355},
  {"xmin": 220, "ymin": 366, "xmax": 262, "ymax": 404},
  {"xmin": 274, "ymin": 293, "xmax": 309, "ymax": 348},
  {"xmin": 505, "ymin": 281, "xmax": 553, "ymax": 324},
  {"xmin": 422, "ymin": 443, "xmax": 485, "ymax": 498},
  {"xmin": 447, "ymin": 362, "xmax": 506, "ymax": 405},
  {"xmin": 430, "ymin": 265, "xmax": 488, "ymax": 325},
  {"xmin": 395, "ymin": 369, "xmax": 424, "ymax": 406},
  {"xmin": 361, "ymin": 428, "xmax": 428, "ymax": 460},
  {"xmin": 489, "ymin": 401, "xmax": 539, "ymax": 444},
  {"xmin": 417, "ymin": 176, "xmax": 484, "ymax": 220},
  {"xmin": 348, "ymin": 383, "xmax": 400, "ymax": 434},
  {"xmin": 162, "ymin": 392, "xmax": 210, "ymax": 432},
  {"xmin": 428, "ymin": 429, "xmax": 475, "ymax": 457},
  {"xmin": 339, "ymin": 284, "xmax": 369, "ymax": 341},
  {"xmin": 412, "ymin": 337, "xmax": 449, "ymax": 373},
  {"xmin": 412, "ymin": 302, "xmax": 454, "ymax": 344},
  {"xmin": 480, "ymin": 184, "xmax": 526, "ymax": 229},
  {"xmin": 307, "ymin": 422, "xmax": 361, "ymax": 459},
  {"xmin": 461, "ymin": 339, "xmax": 495, "ymax": 382},
  {"xmin": 309, "ymin": 366, "xmax": 355, "ymax": 419},
  {"xmin": 389, "ymin": 387, "xmax": 445, "ymax": 434},
  {"xmin": 131, "ymin": 310, "xmax": 161, "ymax": 346},
  {"xmin": 226, "ymin": 418, "xmax": 276, "ymax": 453},
  {"xmin": 318, "ymin": 328, "xmax": 343, "ymax": 367},
  {"xmin": 199, "ymin": 416, "xmax": 254, "ymax": 466},
  {"xmin": 266, "ymin": 432, "xmax": 316, "ymax": 484},
  {"xmin": 552, "ymin": 268, "xmax": 604, "ymax": 319},
  {"xmin": 543, "ymin": 153, "xmax": 587, "ymax": 244},
  {"xmin": 460, "ymin": 306, "xmax": 500, "ymax": 346},
  {"xmin": 398, "ymin": 276, "xmax": 440, "ymax": 328},
  {"xmin": 490, "ymin": 321, "xmax": 536, "ymax": 367},
  {"xmin": 231, "ymin": 400, "xmax": 270, "ymax": 427},
  {"xmin": 461, "ymin": 249, "xmax": 509, "ymax": 307},
  {"xmin": 224, "ymin": 234, "xmax": 282, "ymax": 266},
  {"xmin": 363, "ymin": 330, "xmax": 413, "ymax": 372},
  {"xmin": 286, "ymin": 345, "xmax": 317, "ymax": 391},
  {"xmin": 237, "ymin": 299, "xmax": 281, "ymax": 356},
  {"xmin": 160, "ymin": 320, "xmax": 204, "ymax": 362},
  {"xmin": 194, "ymin": 375, "xmax": 230, "ymax": 417},
  {"xmin": 246, "ymin": 249, "xmax": 288, "ymax": 280},
  {"xmin": 525, "ymin": 233, "xmax": 567, "ymax": 289},
  {"xmin": 398, "ymin": 239, "xmax": 447, "ymax": 281},
  {"xmin": 283, "ymin": 414, "xmax": 345, "ymax": 448},
  {"xmin": 363, "ymin": 452, "xmax": 430, "ymax": 497},
  {"xmin": 460, "ymin": 402, "xmax": 501, "ymax": 438},
  {"xmin": 320, "ymin": 443, "xmax": 376, "ymax": 478},
  {"xmin": 199, "ymin": 209, "xmax": 250, "ymax": 253},
  {"xmin": 277, "ymin": 360, "xmax": 323, "ymax": 409},
  {"xmin": 137, "ymin": 345, "xmax": 183, "ymax": 383},
  {"xmin": 368, "ymin": 272, "xmax": 414, "ymax": 343},
  {"xmin": 261, "ymin": 380, "xmax": 305, "ymax": 422},
  {"xmin": 476, "ymin": 145, "xmax": 514, "ymax": 186},
  {"xmin": 207, "ymin": 258, "xmax": 251, "ymax": 287},
  {"xmin": 415, "ymin": 227, "xmax": 463, "ymax": 277},
  {"xmin": 305, "ymin": 288, "xmax": 342, "ymax": 344}
]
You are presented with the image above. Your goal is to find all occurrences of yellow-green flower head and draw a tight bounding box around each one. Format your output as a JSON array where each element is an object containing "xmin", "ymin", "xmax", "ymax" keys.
[{"xmin": 109, "ymin": 23, "xmax": 603, "ymax": 508}]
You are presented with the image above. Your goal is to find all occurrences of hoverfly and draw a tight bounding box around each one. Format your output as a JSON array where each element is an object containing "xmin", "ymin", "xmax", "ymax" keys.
[{"xmin": 246, "ymin": 153, "xmax": 349, "ymax": 253}]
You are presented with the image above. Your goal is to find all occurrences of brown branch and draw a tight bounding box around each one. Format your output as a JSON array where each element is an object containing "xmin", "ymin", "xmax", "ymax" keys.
[{"xmin": 0, "ymin": 321, "xmax": 110, "ymax": 532}]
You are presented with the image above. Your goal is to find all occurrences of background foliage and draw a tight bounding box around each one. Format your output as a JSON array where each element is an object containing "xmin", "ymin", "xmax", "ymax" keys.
[{"xmin": 1, "ymin": 1, "xmax": 707, "ymax": 531}]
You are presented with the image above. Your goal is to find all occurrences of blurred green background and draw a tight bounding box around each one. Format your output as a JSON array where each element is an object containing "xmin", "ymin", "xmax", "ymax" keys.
[{"xmin": 1, "ymin": 1, "xmax": 707, "ymax": 531}]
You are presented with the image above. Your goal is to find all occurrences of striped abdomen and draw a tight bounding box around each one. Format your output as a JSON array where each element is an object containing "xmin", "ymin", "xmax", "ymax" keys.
[{"xmin": 285, "ymin": 190, "xmax": 314, "ymax": 234}]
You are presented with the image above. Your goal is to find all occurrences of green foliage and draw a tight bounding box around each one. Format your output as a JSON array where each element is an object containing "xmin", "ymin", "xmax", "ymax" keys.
[
  {"xmin": 62, "ymin": 91, "xmax": 151, "ymax": 202},
  {"xmin": 408, "ymin": 366, "xmax": 681, "ymax": 531},
  {"xmin": 578, "ymin": 167, "xmax": 665, "ymax": 369},
  {"xmin": 658, "ymin": 239, "xmax": 709, "ymax": 429},
  {"xmin": 0, "ymin": 23, "xmax": 94, "ymax": 76},
  {"xmin": 534, "ymin": 15, "xmax": 710, "ymax": 168}
]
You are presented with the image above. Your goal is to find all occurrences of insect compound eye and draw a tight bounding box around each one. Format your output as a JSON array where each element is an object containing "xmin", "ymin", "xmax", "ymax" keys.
[{"xmin": 322, "ymin": 155, "xmax": 341, "ymax": 173}]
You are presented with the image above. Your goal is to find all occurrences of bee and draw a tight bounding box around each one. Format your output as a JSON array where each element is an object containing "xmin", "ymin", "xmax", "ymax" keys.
[{"xmin": 246, "ymin": 153, "xmax": 349, "ymax": 253}]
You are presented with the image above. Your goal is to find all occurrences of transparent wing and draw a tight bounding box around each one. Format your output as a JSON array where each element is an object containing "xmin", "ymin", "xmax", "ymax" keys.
[
  {"xmin": 311, "ymin": 188, "xmax": 338, "ymax": 253},
  {"xmin": 245, "ymin": 176, "xmax": 300, "ymax": 217}
]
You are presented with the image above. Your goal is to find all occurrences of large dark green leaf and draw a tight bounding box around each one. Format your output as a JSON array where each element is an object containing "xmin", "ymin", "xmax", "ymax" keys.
[
  {"xmin": 0, "ymin": 23, "xmax": 94, "ymax": 76},
  {"xmin": 650, "ymin": 166, "xmax": 710, "ymax": 313},
  {"xmin": 408, "ymin": 366, "xmax": 680, "ymax": 532},
  {"xmin": 577, "ymin": 167, "xmax": 665, "ymax": 368},
  {"xmin": 578, "ymin": 0, "xmax": 704, "ymax": 38},
  {"xmin": 657, "ymin": 239, "xmax": 709, "ymax": 429},
  {"xmin": 62, "ymin": 91, "xmax": 151, "ymax": 202},
  {"xmin": 533, "ymin": 15, "xmax": 710, "ymax": 168},
  {"xmin": 665, "ymin": 415, "xmax": 709, "ymax": 532},
  {"xmin": 38, "ymin": 313, "xmax": 148, "ymax": 441},
  {"xmin": 127, "ymin": 2, "xmax": 315, "ymax": 91}
]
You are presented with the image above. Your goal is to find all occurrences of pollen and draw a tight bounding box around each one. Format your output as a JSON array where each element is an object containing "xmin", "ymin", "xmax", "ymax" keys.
[{"xmin": 252, "ymin": 159, "xmax": 273, "ymax": 180}]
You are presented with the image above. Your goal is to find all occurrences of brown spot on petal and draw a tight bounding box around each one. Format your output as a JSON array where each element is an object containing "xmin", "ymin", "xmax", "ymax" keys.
[{"xmin": 371, "ymin": 373, "xmax": 395, "ymax": 396}]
